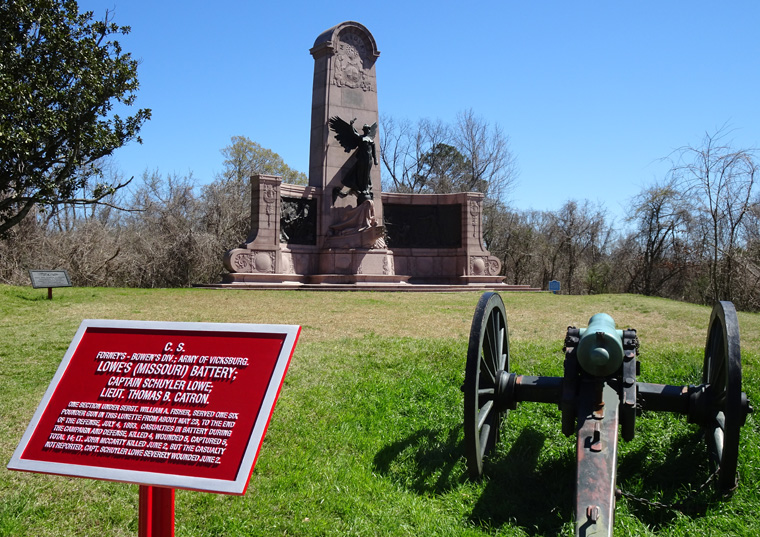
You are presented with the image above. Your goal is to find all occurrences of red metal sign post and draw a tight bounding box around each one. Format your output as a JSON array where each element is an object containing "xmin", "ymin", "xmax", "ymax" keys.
[
  {"xmin": 8, "ymin": 319, "xmax": 300, "ymax": 533},
  {"xmin": 139, "ymin": 486, "xmax": 175, "ymax": 537}
]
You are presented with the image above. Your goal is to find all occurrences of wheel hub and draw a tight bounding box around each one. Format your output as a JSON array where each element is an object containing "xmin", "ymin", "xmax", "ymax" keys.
[{"xmin": 495, "ymin": 369, "xmax": 517, "ymax": 412}]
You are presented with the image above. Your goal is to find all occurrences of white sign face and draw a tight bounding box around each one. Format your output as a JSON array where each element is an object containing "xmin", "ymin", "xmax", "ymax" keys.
[
  {"xmin": 28, "ymin": 270, "xmax": 72, "ymax": 289},
  {"xmin": 8, "ymin": 319, "xmax": 301, "ymax": 495}
]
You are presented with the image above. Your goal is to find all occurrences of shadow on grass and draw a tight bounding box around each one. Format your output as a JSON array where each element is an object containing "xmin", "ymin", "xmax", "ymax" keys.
[
  {"xmin": 477, "ymin": 427, "xmax": 727, "ymax": 534},
  {"xmin": 616, "ymin": 428, "xmax": 724, "ymax": 528},
  {"xmin": 373, "ymin": 425, "xmax": 575, "ymax": 535},
  {"xmin": 471, "ymin": 428, "xmax": 574, "ymax": 535},
  {"xmin": 374, "ymin": 423, "xmax": 727, "ymax": 535},
  {"xmin": 14, "ymin": 292, "xmax": 49, "ymax": 302},
  {"xmin": 373, "ymin": 426, "xmax": 465, "ymax": 495}
]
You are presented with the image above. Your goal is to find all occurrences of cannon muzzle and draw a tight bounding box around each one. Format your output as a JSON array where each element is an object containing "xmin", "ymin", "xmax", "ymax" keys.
[{"xmin": 577, "ymin": 313, "xmax": 624, "ymax": 376}]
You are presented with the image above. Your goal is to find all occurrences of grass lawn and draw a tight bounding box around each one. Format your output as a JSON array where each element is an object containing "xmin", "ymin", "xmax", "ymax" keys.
[{"xmin": 1, "ymin": 285, "xmax": 758, "ymax": 536}]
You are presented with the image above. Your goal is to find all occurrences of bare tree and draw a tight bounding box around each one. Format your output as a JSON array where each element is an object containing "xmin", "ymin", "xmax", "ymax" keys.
[
  {"xmin": 734, "ymin": 200, "xmax": 760, "ymax": 309},
  {"xmin": 380, "ymin": 116, "xmax": 450, "ymax": 193},
  {"xmin": 453, "ymin": 109, "xmax": 518, "ymax": 202},
  {"xmin": 624, "ymin": 179, "xmax": 692, "ymax": 296},
  {"xmin": 543, "ymin": 200, "xmax": 612, "ymax": 294},
  {"xmin": 668, "ymin": 127, "xmax": 758, "ymax": 302},
  {"xmin": 485, "ymin": 208, "xmax": 542, "ymax": 286},
  {"xmin": 380, "ymin": 110, "xmax": 517, "ymax": 202}
]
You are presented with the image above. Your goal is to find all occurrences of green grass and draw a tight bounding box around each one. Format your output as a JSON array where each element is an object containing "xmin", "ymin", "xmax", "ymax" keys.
[{"xmin": 1, "ymin": 286, "xmax": 759, "ymax": 536}]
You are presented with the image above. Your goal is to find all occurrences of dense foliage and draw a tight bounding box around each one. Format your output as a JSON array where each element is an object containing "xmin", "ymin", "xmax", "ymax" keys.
[
  {"xmin": 0, "ymin": 136, "xmax": 310, "ymax": 288},
  {"xmin": 0, "ymin": 0, "xmax": 150, "ymax": 235}
]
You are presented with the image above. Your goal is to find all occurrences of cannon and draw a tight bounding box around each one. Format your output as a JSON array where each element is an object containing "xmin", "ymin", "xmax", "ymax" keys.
[{"xmin": 463, "ymin": 292, "xmax": 753, "ymax": 537}]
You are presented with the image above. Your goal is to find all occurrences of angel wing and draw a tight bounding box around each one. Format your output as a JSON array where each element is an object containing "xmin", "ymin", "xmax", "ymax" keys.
[
  {"xmin": 366, "ymin": 122, "xmax": 378, "ymax": 139},
  {"xmin": 329, "ymin": 116, "xmax": 359, "ymax": 152}
]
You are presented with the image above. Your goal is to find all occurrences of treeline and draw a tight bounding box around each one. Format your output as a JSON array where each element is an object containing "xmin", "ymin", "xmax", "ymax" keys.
[
  {"xmin": 485, "ymin": 129, "xmax": 760, "ymax": 311},
  {"xmin": 487, "ymin": 196, "xmax": 760, "ymax": 311},
  {"xmin": 0, "ymin": 138, "xmax": 305, "ymax": 289},
  {"xmin": 2, "ymin": 129, "xmax": 759, "ymax": 311},
  {"xmin": 382, "ymin": 115, "xmax": 760, "ymax": 311},
  {"xmin": 1, "ymin": 171, "xmax": 225, "ymax": 288}
]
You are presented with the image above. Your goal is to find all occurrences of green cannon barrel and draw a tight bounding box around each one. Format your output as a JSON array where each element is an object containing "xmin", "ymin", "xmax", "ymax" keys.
[{"xmin": 577, "ymin": 313, "xmax": 624, "ymax": 377}]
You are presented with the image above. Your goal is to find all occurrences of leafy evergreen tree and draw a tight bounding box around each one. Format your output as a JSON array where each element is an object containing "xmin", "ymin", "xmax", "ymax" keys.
[{"xmin": 0, "ymin": 0, "xmax": 150, "ymax": 235}]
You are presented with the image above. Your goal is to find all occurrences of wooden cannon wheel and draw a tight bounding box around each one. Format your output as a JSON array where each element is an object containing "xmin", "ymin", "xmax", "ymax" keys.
[
  {"xmin": 463, "ymin": 292, "xmax": 510, "ymax": 480},
  {"xmin": 703, "ymin": 301, "xmax": 745, "ymax": 492}
]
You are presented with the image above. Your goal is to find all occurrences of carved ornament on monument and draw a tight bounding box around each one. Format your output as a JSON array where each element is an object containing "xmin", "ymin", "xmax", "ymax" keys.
[
  {"xmin": 488, "ymin": 258, "xmax": 501, "ymax": 275},
  {"xmin": 253, "ymin": 251, "xmax": 276, "ymax": 273},
  {"xmin": 470, "ymin": 255, "xmax": 502, "ymax": 276},
  {"xmin": 226, "ymin": 250, "xmax": 277, "ymax": 274},
  {"xmin": 263, "ymin": 184, "xmax": 278, "ymax": 228},
  {"xmin": 229, "ymin": 250, "xmax": 252, "ymax": 273},
  {"xmin": 469, "ymin": 200, "xmax": 481, "ymax": 239},
  {"xmin": 333, "ymin": 30, "xmax": 374, "ymax": 92}
]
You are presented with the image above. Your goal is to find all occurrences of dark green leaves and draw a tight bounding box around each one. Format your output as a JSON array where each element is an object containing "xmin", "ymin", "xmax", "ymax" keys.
[{"xmin": 0, "ymin": 0, "xmax": 150, "ymax": 235}]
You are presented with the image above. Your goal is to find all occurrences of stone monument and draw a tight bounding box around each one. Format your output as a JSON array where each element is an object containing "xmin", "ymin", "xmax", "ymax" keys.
[{"xmin": 222, "ymin": 21, "xmax": 508, "ymax": 289}]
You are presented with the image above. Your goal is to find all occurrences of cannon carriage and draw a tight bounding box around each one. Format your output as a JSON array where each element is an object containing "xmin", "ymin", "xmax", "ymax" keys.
[{"xmin": 463, "ymin": 292, "xmax": 753, "ymax": 536}]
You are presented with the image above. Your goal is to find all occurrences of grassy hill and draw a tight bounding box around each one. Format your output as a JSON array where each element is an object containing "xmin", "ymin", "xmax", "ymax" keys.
[{"xmin": 1, "ymin": 286, "xmax": 758, "ymax": 536}]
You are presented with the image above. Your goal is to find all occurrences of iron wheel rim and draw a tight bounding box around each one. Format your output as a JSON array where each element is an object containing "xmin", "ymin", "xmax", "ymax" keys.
[
  {"xmin": 702, "ymin": 301, "xmax": 743, "ymax": 492},
  {"xmin": 464, "ymin": 292, "xmax": 510, "ymax": 480}
]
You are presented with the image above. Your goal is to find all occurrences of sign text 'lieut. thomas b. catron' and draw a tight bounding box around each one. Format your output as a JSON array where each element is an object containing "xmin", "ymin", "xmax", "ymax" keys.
[{"xmin": 8, "ymin": 320, "xmax": 300, "ymax": 495}]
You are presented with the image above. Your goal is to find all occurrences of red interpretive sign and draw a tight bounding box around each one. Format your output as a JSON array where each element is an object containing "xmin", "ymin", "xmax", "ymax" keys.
[{"xmin": 8, "ymin": 319, "xmax": 300, "ymax": 495}]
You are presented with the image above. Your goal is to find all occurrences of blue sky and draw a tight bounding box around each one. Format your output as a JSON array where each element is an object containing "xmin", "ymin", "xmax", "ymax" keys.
[{"xmin": 78, "ymin": 1, "xmax": 760, "ymax": 223}]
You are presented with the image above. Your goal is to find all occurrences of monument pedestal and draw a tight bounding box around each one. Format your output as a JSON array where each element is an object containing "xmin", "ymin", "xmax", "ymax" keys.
[
  {"xmin": 315, "ymin": 248, "xmax": 408, "ymax": 285},
  {"xmin": 221, "ymin": 271, "xmax": 304, "ymax": 285},
  {"xmin": 308, "ymin": 274, "xmax": 410, "ymax": 285},
  {"xmin": 324, "ymin": 223, "xmax": 385, "ymax": 249}
]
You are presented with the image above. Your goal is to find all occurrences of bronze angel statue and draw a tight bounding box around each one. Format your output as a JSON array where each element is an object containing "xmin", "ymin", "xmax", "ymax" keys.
[{"xmin": 329, "ymin": 116, "xmax": 378, "ymax": 204}]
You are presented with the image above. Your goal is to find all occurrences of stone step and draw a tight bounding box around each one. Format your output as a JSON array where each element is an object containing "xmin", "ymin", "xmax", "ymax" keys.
[{"xmin": 198, "ymin": 282, "xmax": 545, "ymax": 292}]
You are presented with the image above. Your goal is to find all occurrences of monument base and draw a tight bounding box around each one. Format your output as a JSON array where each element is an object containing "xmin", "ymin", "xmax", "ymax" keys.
[
  {"xmin": 221, "ymin": 271, "xmax": 410, "ymax": 286},
  {"xmin": 458, "ymin": 275, "xmax": 507, "ymax": 285},
  {"xmin": 308, "ymin": 274, "xmax": 409, "ymax": 285},
  {"xmin": 221, "ymin": 246, "xmax": 410, "ymax": 286},
  {"xmin": 319, "ymin": 247, "xmax": 397, "ymax": 278},
  {"xmin": 198, "ymin": 281, "xmax": 539, "ymax": 292},
  {"xmin": 221, "ymin": 272, "xmax": 304, "ymax": 285}
]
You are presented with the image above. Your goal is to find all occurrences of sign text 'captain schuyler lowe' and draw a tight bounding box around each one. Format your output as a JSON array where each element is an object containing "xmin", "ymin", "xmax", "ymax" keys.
[{"xmin": 8, "ymin": 319, "xmax": 301, "ymax": 494}]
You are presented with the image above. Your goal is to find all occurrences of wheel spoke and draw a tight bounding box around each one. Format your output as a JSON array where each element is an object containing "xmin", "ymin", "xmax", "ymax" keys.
[
  {"xmin": 495, "ymin": 320, "xmax": 503, "ymax": 359},
  {"xmin": 715, "ymin": 411, "xmax": 725, "ymax": 431},
  {"xmin": 497, "ymin": 326, "xmax": 506, "ymax": 370},
  {"xmin": 479, "ymin": 423, "xmax": 491, "ymax": 457},
  {"xmin": 713, "ymin": 425, "xmax": 724, "ymax": 462},
  {"xmin": 477, "ymin": 400, "xmax": 494, "ymax": 430},
  {"xmin": 486, "ymin": 321, "xmax": 497, "ymax": 369},
  {"xmin": 490, "ymin": 312, "xmax": 500, "ymax": 356},
  {"xmin": 480, "ymin": 352, "xmax": 496, "ymax": 382},
  {"xmin": 712, "ymin": 352, "xmax": 726, "ymax": 385}
]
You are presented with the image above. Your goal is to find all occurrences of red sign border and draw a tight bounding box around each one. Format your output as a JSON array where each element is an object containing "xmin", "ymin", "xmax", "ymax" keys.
[{"xmin": 7, "ymin": 319, "xmax": 301, "ymax": 495}]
